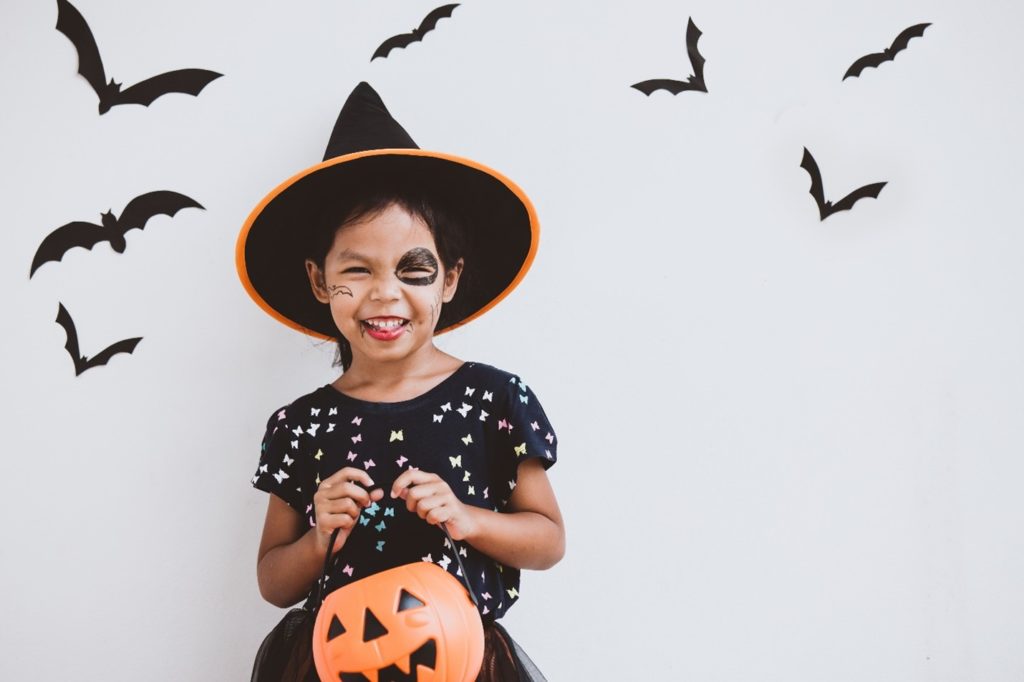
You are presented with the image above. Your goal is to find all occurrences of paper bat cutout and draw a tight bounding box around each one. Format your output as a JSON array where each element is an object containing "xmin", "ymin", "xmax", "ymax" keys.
[
  {"xmin": 55, "ymin": 303, "xmax": 142, "ymax": 376},
  {"xmin": 843, "ymin": 23, "xmax": 931, "ymax": 80},
  {"xmin": 800, "ymin": 148, "xmax": 887, "ymax": 221},
  {"xmin": 30, "ymin": 190, "xmax": 204, "ymax": 277},
  {"xmin": 55, "ymin": 0, "xmax": 222, "ymax": 114},
  {"xmin": 632, "ymin": 18, "xmax": 708, "ymax": 96},
  {"xmin": 371, "ymin": 3, "xmax": 460, "ymax": 61}
]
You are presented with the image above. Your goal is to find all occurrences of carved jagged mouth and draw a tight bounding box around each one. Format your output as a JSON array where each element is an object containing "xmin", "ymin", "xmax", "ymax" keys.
[{"xmin": 340, "ymin": 639, "xmax": 438, "ymax": 682}]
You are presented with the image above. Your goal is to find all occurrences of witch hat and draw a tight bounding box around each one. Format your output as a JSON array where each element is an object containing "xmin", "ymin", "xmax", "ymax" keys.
[{"xmin": 236, "ymin": 82, "xmax": 539, "ymax": 339}]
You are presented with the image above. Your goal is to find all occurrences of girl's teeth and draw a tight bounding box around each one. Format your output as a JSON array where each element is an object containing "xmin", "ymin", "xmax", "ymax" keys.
[{"xmin": 367, "ymin": 319, "xmax": 403, "ymax": 329}]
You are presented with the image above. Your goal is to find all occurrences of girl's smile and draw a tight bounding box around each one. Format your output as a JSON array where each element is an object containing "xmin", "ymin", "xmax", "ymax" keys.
[{"xmin": 361, "ymin": 316, "xmax": 410, "ymax": 341}]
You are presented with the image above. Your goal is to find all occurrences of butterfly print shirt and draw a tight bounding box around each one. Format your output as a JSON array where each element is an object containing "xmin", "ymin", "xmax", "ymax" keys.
[{"xmin": 251, "ymin": 362, "xmax": 557, "ymax": 621}]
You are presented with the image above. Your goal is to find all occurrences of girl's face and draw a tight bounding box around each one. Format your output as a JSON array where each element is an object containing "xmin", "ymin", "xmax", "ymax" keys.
[{"xmin": 306, "ymin": 203, "xmax": 462, "ymax": 367}]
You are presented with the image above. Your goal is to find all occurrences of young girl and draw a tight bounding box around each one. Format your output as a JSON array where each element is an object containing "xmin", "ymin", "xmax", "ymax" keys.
[{"xmin": 239, "ymin": 82, "xmax": 564, "ymax": 681}]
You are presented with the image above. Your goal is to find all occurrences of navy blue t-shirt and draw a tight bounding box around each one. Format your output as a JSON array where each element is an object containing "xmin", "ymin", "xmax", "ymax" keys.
[{"xmin": 251, "ymin": 362, "xmax": 557, "ymax": 621}]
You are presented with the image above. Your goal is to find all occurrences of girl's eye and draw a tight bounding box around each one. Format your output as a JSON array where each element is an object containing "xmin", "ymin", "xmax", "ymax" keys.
[
  {"xmin": 341, "ymin": 267, "xmax": 369, "ymax": 275},
  {"xmin": 399, "ymin": 267, "xmax": 434, "ymax": 276}
]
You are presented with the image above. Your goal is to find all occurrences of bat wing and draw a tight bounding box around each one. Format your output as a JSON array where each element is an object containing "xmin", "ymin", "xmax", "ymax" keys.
[
  {"xmin": 831, "ymin": 181, "xmax": 887, "ymax": 214},
  {"xmin": 114, "ymin": 69, "xmax": 222, "ymax": 108},
  {"xmin": 372, "ymin": 33, "xmax": 417, "ymax": 61},
  {"xmin": 30, "ymin": 220, "xmax": 108, "ymax": 276},
  {"xmin": 83, "ymin": 336, "xmax": 143, "ymax": 374},
  {"xmin": 116, "ymin": 191, "xmax": 205, "ymax": 235},
  {"xmin": 631, "ymin": 79, "xmax": 690, "ymax": 96},
  {"xmin": 55, "ymin": 303, "xmax": 85, "ymax": 374},
  {"xmin": 890, "ymin": 22, "xmax": 931, "ymax": 54},
  {"xmin": 684, "ymin": 18, "xmax": 708, "ymax": 91},
  {"xmin": 799, "ymin": 148, "xmax": 828, "ymax": 220},
  {"xmin": 372, "ymin": 3, "xmax": 459, "ymax": 60},
  {"xmin": 843, "ymin": 52, "xmax": 889, "ymax": 80},
  {"xmin": 55, "ymin": 0, "xmax": 107, "ymax": 96},
  {"xmin": 418, "ymin": 3, "xmax": 460, "ymax": 34},
  {"xmin": 843, "ymin": 23, "xmax": 929, "ymax": 80}
]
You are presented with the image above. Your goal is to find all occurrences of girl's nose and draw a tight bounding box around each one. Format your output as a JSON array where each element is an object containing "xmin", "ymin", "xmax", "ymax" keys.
[{"xmin": 369, "ymin": 274, "xmax": 401, "ymax": 302}]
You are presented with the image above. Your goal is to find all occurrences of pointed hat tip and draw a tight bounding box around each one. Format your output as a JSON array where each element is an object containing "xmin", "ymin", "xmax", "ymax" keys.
[{"xmin": 324, "ymin": 82, "xmax": 418, "ymax": 160}]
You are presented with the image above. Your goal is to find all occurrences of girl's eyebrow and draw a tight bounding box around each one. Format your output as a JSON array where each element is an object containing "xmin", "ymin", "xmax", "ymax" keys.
[{"xmin": 331, "ymin": 248, "xmax": 370, "ymax": 262}]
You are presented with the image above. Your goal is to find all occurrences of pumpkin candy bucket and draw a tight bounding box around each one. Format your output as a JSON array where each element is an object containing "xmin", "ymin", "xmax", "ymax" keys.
[{"xmin": 312, "ymin": 538, "xmax": 484, "ymax": 682}]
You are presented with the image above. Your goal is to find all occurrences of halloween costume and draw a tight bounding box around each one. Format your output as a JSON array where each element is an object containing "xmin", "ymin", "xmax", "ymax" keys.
[
  {"xmin": 240, "ymin": 82, "xmax": 552, "ymax": 681},
  {"xmin": 252, "ymin": 361, "xmax": 557, "ymax": 622}
]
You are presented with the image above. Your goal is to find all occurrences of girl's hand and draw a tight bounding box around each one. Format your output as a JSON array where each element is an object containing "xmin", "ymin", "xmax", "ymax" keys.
[
  {"xmin": 313, "ymin": 467, "xmax": 384, "ymax": 554},
  {"xmin": 391, "ymin": 469, "xmax": 478, "ymax": 541}
]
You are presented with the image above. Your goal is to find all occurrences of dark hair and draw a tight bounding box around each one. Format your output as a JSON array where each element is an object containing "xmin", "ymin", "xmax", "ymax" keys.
[{"xmin": 307, "ymin": 179, "xmax": 470, "ymax": 370}]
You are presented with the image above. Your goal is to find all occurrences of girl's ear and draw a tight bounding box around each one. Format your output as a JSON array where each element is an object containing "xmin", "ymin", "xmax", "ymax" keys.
[
  {"xmin": 441, "ymin": 258, "xmax": 463, "ymax": 303},
  {"xmin": 305, "ymin": 259, "xmax": 331, "ymax": 304}
]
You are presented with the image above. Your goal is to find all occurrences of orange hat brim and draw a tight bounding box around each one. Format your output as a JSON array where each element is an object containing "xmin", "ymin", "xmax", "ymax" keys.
[{"xmin": 236, "ymin": 149, "xmax": 539, "ymax": 340}]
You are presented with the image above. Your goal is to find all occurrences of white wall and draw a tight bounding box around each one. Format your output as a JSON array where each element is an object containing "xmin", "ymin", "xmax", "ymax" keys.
[{"xmin": 3, "ymin": 0, "xmax": 1024, "ymax": 679}]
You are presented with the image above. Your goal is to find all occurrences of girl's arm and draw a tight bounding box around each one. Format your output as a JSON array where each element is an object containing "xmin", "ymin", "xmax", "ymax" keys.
[
  {"xmin": 256, "ymin": 496, "xmax": 325, "ymax": 608},
  {"xmin": 392, "ymin": 458, "xmax": 565, "ymax": 570},
  {"xmin": 257, "ymin": 467, "xmax": 384, "ymax": 607}
]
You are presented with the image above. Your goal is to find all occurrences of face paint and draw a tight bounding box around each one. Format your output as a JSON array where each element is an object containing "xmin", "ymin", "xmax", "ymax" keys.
[
  {"xmin": 429, "ymin": 288, "xmax": 443, "ymax": 329},
  {"xmin": 327, "ymin": 284, "xmax": 353, "ymax": 299},
  {"xmin": 395, "ymin": 248, "xmax": 438, "ymax": 286}
]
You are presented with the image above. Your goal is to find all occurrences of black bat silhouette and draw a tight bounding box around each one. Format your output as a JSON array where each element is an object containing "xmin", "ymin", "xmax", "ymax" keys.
[
  {"xmin": 55, "ymin": 303, "xmax": 142, "ymax": 376},
  {"xmin": 800, "ymin": 148, "xmax": 887, "ymax": 221},
  {"xmin": 30, "ymin": 191, "xmax": 204, "ymax": 277},
  {"xmin": 55, "ymin": 0, "xmax": 222, "ymax": 113},
  {"xmin": 632, "ymin": 18, "xmax": 708, "ymax": 96},
  {"xmin": 843, "ymin": 23, "xmax": 931, "ymax": 80},
  {"xmin": 371, "ymin": 3, "xmax": 460, "ymax": 61}
]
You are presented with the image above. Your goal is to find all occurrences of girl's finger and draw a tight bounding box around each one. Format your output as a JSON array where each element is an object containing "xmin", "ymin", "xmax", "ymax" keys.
[
  {"xmin": 424, "ymin": 507, "xmax": 451, "ymax": 526},
  {"xmin": 337, "ymin": 481, "xmax": 374, "ymax": 506},
  {"xmin": 412, "ymin": 493, "xmax": 444, "ymax": 514},
  {"xmin": 314, "ymin": 483, "xmax": 364, "ymax": 509},
  {"xmin": 391, "ymin": 469, "xmax": 439, "ymax": 498},
  {"xmin": 322, "ymin": 467, "xmax": 375, "ymax": 490},
  {"xmin": 402, "ymin": 484, "xmax": 450, "ymax": 514},
  {"xmin": 404, "ymin": 481, "xmax": 447, "ymax": 503},
  {"xmin": 317, "ymin": 497, "xmax": 361, "ymax": 518},
  {"xmin": 317, "ymin": 510, "xmax": 357, "ymax": 533}
]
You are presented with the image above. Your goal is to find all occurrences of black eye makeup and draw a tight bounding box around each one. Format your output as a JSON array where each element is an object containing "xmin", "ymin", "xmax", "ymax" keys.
[{"xmin": 395, "ymin": 247, "xmax": 438, "ymax": 286}]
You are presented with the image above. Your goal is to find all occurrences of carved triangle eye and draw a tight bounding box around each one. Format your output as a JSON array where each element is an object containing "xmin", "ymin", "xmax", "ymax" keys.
[
  {"xmin": 327, "ymin": 614, "xmax": 346, "ymax": 641},
  {"xmin": 397, "ymin": 589, "xmax": 425, "ymax": 612},
  {"xmin": 363, "ymin": 608, "xmax": 389, "ymax": 642}
]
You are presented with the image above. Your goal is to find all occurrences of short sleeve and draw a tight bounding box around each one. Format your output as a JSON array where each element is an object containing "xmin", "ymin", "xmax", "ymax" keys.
[
  {"xmin": 493, "ymin": 374, "xmax": 557, "ymax": 508},
  {"xmin": 250, "ymin": 405, "xmax": 309, "ymax": 516}
]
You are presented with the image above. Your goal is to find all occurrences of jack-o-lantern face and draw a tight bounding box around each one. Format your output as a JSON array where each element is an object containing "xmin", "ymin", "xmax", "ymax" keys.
[{"xmin": 312, "ymin": 562, "xmax": 484, "ymax": 682}]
